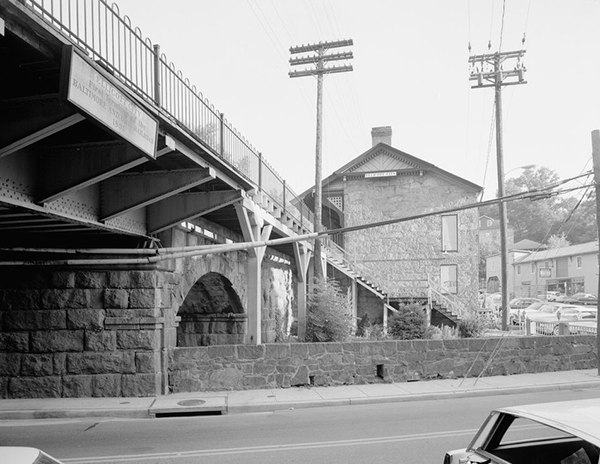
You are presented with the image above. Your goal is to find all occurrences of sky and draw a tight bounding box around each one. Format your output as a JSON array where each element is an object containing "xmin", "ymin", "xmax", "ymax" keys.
[{"xmin": 113, "ymin": 0, "xmax": 600, "ymax": 200}]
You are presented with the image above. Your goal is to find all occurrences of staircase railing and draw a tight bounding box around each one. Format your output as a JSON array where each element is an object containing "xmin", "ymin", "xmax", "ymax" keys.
[
  {"xmin": 321, "ymin": 237, "xmax": 387, "ymax": 295},
  {"xmin": 427, "ymin": 275, "xmax": 468, "ymax": 320},
  {"xmin": 321, "ymin": 239, "xmax": 469, "ymax": 323}
]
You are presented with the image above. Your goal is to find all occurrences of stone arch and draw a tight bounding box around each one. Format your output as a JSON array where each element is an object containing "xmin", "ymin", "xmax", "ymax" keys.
[{"xmin": 177, "ymin": 272, "xmax": 247, "ymax": 346}]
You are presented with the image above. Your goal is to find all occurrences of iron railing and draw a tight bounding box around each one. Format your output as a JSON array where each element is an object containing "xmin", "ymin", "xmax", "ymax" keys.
[{"xmin": 23, "ymin": 0, "xmax": 313, "ymax": 228}]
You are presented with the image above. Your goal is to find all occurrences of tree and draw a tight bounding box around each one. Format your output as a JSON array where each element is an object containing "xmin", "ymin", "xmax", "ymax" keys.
[
  {"xmin": 561, "ymin": 189, "xmax": 598, "ymax": 245},
  {"xmin": 504, "ymin": 166, "xmax": 565, "ymax": 243},
  {"xmin": 305, "ymin": 278, "xmax": 353, "ymax": 342},
  {"xmin": 547, "ymin": 232, "xmax": 571, "ymax": 249}
]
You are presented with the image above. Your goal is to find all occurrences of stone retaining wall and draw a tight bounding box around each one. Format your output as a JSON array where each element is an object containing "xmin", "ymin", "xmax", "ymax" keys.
[{"xmin": 168, "ymin": 336, "xmax": 598, "ymax": 392}]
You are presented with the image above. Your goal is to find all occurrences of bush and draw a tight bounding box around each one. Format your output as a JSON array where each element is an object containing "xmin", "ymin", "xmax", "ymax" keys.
[
  {"xmin": 387, "ymin": 303, "xmax": 427, "ymax": 340},
  {"xmin": 305, "ymin": 278, "xmax": 353, "ymax": 342},
  {"xmin": 356, "ymin": 313, "xmax": 371, "ymax": 337},
  {"xmin": 425, "ymin": 324, "xmax": 457, "ymax": 340},
  {"xmin": 457, "ymin": 314, "xmax": 487, "ymax": 338}
]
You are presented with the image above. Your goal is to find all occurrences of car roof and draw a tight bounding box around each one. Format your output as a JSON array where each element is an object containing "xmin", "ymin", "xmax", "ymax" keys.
[{"xmin": 494, "ymin": 399, "xmax": 600, "ymax": 447}]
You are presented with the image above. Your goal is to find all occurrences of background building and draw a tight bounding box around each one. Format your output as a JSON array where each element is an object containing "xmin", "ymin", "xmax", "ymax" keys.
[
  {"xmin": 303, "ymin": 127, "xmax": 483, "ymax": 323},
  {"xmin": 513, "ymin": 242, "xmax": 599, "ymax": 297}
]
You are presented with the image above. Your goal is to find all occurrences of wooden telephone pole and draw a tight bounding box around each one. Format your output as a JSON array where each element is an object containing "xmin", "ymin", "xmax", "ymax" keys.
[
  {"xmin": 469, "ymin": 49, "xmax": 527, "ymax": 330},
  {"xmin": 289, "ymin": 39, "xmax": 353, "ymax": 279}
]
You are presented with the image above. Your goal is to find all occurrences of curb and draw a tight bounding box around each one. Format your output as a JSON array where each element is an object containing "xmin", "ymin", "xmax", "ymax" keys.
[
  {"xmin": 226, "ymin": 380, "xmax": 600, "ymax": 414},
  {"xmin": 2, "ymin": 380, "xmax": 600, "ymax": 421}
]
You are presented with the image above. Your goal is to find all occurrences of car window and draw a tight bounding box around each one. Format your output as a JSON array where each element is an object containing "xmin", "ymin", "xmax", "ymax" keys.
[{"xmin": 499, "ymin": 417, "xmax": 574, "ymax": 445}]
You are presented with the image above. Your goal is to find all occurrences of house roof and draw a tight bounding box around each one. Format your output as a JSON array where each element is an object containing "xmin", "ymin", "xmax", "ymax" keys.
[
  {"xmin": 511, "ymin": 239, "xmax": 546, "ymax": 251},
  {"xmin": 515, "ymin": 241, "xmax": 599, "ymax": 264},
  {"xmin": 299, "ymin": 142, "xmax": 482, "ymax": 199}
]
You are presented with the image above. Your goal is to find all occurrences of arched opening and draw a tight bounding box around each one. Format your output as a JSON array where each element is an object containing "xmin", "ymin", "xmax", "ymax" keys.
[{"xmin": 177, "ymin": 272, "xmax": 247, "ymax": 346}]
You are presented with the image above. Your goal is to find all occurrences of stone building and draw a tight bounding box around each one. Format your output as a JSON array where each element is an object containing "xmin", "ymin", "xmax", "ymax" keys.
[{"xmin": 304, "ymin": 127, "xmax": 483, "ymax": 323}]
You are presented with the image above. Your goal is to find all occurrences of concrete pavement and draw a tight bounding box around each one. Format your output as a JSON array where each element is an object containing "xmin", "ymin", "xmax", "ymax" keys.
[{"xmin": 1, "ymin": 369, "xmax": 599, "ymax": 420}]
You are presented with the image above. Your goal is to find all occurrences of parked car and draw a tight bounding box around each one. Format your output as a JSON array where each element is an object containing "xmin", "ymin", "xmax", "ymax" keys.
[
  {"xmin": 513, "ymin": 301, "xmax": 546, "ymax": 325},
  {"xmin": 509, "ymin": 297, "xmax": 542, "ymax": 309},
  {"xmin": 537, "ymin": 291, "xmax": 561, "ymax": 301},
  {"xmin": 443, "ymin": 398, "xmax": 600, "ymax": 464},
  {"xmin": 508, "ymin": 297, "xmax": 542, "ymax": 325},
  {"xmin": 0, "ymin": 447, "xmax": 64, "ymax": 464},
  {"xmin": 527, "ymin": 304, "xmax": 596, "ymax": 335},
  {"xmin": 564, "ymin": 293, "xmax": 598, "ymax": 306}
]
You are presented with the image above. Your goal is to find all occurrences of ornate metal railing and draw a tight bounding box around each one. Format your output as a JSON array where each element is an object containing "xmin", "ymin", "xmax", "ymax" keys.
[{"xmin": 23, "ymin": 0, "xmax": 313, "ymax": 228}]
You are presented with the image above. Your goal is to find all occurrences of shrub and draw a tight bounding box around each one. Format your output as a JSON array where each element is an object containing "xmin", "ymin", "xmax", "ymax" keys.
[
  {"xmin": 425, "ymin": 324, "xmax": 457, "ymax": 340},
  {"xmin": 356, "ymin": 313, "xmax": 371, "ymax": 337},
  {"xmin": 457, "ymin": 314, "xmax": 487, "ymax": 338},
  {"xmin": 387, "ymin": 303, "xmax": 427, "ymax": 340},
  {"xmin": 305, "ymin": 278, "xmax": 353, "ymax": 342}
]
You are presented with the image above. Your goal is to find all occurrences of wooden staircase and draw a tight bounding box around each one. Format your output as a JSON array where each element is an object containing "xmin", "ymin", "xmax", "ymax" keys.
[{"xmin": 322, "ymin": 240, "xmax": 465, "ymax": 326}]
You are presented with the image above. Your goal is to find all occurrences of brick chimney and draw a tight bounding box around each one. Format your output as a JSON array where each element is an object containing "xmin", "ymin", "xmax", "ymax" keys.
[{"xmin": 371, "ymin": 126, "xmax": 392, "ymax": 146}]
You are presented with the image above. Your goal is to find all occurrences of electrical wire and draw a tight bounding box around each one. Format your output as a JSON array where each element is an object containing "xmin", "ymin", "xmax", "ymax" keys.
[
  {"xmin": 498, "ymin": 0, "xmax": 507, "ymax": 52},
  {"xmin": 479, "ymin": 103, "xmax": 497, "ymax": 201}
]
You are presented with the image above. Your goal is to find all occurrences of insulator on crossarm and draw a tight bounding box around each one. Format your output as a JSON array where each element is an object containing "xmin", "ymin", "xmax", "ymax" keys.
[
  {"xmin": 468, "ymin": 42, "xmax": 472, "ymax": 53},
  {"xmin": 488, "ymin": 40, "xmax": 491, "ymax": 50}
]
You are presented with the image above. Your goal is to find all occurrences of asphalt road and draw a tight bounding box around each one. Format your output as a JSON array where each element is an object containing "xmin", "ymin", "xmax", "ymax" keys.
[{"xmin": 2, "ymin": 388, "xmax": 600, "ymax": 464}]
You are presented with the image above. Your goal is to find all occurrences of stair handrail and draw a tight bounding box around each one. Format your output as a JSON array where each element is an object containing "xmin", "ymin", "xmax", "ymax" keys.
[
  {"xmin": 322, "ymin": 237, "xmax": 388, "ymax": 294},
  {"xmin": 427, "ymin": 275, "xmax": 468, "ymax": 320}
]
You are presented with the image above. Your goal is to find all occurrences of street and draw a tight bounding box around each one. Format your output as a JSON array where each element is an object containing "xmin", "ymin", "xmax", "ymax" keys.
[{"xmin": 2, "ymin": 388, "xmax": 600, "ymax": 464}]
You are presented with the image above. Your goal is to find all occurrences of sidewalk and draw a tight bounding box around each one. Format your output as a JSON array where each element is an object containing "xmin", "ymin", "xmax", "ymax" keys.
[{"xmin": 1, "ymin": 369, "xmax": 599, "ymax": 420}]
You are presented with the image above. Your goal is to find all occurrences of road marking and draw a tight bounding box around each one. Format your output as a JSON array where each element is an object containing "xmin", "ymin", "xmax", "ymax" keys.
[{"xmin": 60, "ymin": 427, "xmax": 481, "ymax": 463}]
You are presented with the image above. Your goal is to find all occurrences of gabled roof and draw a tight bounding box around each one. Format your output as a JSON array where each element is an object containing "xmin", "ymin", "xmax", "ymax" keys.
[
  {"xmin": 515, "ymin": 241, "xmax": 599, "ymax": 264},
  {"xmin": 299, "ymin": 142, "xmax": 482, "ymax": 199}
]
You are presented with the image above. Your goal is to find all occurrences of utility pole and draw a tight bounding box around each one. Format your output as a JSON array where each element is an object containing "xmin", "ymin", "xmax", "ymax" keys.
[
  {"xmin": 289, "ymin": 39, "xmax": 353, "ymax": 279},
  {"xmin": 590, "ymin": 130, "xmax": 600, "ymax": 376},
  {"xmin": 469, "ymin": 48, "xmax": 526, "ymax": 331}
]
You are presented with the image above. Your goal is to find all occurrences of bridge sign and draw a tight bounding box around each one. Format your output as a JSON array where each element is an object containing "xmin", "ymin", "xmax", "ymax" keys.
[{"xmin": 62, "ymin": 48, "xmax": 158, "ymax": 158}]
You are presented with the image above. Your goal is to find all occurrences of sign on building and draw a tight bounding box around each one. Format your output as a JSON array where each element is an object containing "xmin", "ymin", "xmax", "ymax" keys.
[
  {"xmin": 539, "ymin": 268, "xmax": 551, "ymax": 278},
  {"xmin": 61, "ymin": 48, "xmax": 158, "ymax": 158}
]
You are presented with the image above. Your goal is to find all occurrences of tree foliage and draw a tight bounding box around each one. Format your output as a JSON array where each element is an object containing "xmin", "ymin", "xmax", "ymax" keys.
[
  {"xmin": 547, "ymin": 232, "xmax": 571, "ymax": 249},
  {"xmin": 305, "ymin": 278, "xmax": 353, "ymax": 342},
  {"xmin": 480, "ymin": 166, "xmax": 597, "ymax": 247},
  {"xmin": 504, "ymin": 166, "xmax": 564, "ymax": 243}
]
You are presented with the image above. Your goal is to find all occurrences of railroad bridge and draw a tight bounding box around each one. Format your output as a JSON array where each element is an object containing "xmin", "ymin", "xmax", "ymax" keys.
[{"xmin": 0, "ymin": 0, "xmax": 387, "ymax": 398}]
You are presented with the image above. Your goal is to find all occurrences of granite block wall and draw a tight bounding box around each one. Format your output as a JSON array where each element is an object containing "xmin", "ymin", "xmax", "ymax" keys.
[{"xmin": 168, "ymin": 335, "xmax": 598, "ymax": 393}]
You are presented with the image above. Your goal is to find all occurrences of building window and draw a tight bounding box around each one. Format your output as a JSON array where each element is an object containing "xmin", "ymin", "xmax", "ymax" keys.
[
  {"xmin": 575, "ymin": 256, "xmax": 582, "ymax": 269},
  {"xmin": 530, "ymin": 262, "xmax": 535, "ymax": 273},
  {"xmin": 491, "ymin": 260, "xmax": 495, "ymax": 271},
  {"xmin": 441, "ymin": 215, "xmax": 458, "ymax": 252},
  {"xmin": 440, "ymin": 264, "xmax": 458, "ymax": 294},
  {"xmin": 517, "ymin": 265, "xmax": 521, "ymax": 275},
  {"xmin": 544, "ymin": 260, "xmax": 553, "ymax": 268}
]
